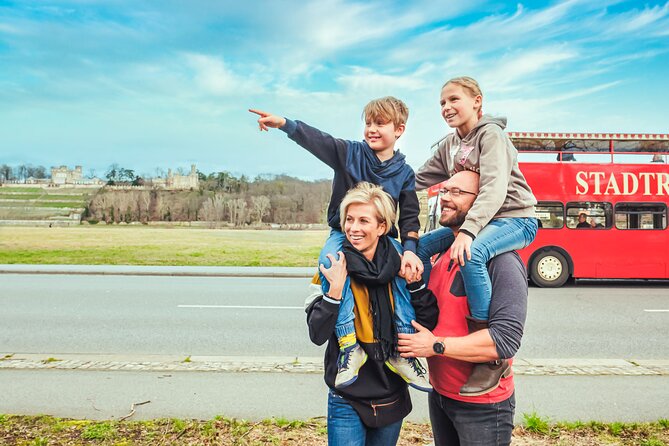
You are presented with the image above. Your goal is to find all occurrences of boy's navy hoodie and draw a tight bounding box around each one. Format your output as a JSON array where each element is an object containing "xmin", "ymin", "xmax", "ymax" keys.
[{"xmin": 280, "ymin": 119, "xmax": 420, "ymax": 253}]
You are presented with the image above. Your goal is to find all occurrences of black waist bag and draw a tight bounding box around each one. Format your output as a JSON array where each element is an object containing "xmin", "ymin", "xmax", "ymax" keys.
[{"xmin": 346, "ymin": 387, "xmax": 412, "ymax": 428}]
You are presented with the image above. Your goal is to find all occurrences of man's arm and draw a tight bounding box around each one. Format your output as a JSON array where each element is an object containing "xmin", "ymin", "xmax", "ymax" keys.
[{"xmin": 398, "ymin": 252, "xmax": 528, "ymax": 361}]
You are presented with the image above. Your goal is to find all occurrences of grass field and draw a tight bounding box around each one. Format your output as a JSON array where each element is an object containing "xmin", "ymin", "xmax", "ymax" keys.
[
  {"xmin": 0, "ymin": 188, "xmax": 92, "ymax": 220},
  {"xmin": 0, "ymin": 226, "xmax": 329, "ymax": 266}
]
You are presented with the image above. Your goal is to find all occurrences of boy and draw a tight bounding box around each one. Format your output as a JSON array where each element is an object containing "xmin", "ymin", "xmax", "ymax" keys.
[{"xmin": 249, "ymin": 98, "xmax": 430, "ymax": 391}]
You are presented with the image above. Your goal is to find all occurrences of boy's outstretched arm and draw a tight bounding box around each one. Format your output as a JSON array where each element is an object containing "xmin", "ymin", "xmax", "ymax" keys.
[{"xmin": 249, "ymin": 109, "xmax": 286, "ymax": 131}]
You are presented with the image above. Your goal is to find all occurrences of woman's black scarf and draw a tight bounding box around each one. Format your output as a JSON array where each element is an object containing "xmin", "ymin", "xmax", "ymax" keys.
[{"xmin": 342, "ymin": 235, "xmax": 401, "ymax": 361}]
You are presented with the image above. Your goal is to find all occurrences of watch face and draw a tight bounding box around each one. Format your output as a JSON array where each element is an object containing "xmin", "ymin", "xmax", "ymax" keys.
[{"xmin": 433, "ymin": 341, "xmax": 444, "ymax": 355}]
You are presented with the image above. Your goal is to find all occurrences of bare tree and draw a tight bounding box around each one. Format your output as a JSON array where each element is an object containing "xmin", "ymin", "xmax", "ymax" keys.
[
  {"xmin": 234, "ymin": 198, "xmax": 247, "ymax": 227},
  {"xmin": 200, "ymin": 193, "xmax": 226, "ymax": 226},
  {"xmin": 251, "ymin": 195, "xmax": 270, "ymax": 225},
  {"xmin": 0, "ymin": 164, "xmax": 12, "ymax": 182}
]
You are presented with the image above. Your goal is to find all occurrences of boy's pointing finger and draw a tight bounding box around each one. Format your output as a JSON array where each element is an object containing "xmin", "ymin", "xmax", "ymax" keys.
[{"xmin": 248, "ymin": 108, "xmax": 268, "ymax": 117}]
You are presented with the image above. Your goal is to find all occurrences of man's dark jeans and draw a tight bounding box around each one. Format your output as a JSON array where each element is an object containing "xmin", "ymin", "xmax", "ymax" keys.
[{"xmin": 428, "ymin": 391, "xmax": 515, "ymax": 446}]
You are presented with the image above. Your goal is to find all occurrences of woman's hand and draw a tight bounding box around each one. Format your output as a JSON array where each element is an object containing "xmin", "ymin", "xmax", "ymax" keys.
[
  {"xmin": 450, "ymin": 232, "xmax": 473, "ymax": 266},
  {"xmin": 248, "ymin": 109, "xmax": 286, "ymax": 131},
  {"xmin": 319, "ymin": 252, "xmax": 347, "ymax": 300},
  {"xmin": 397, "ymin": 321, "xmax": 438, "ymax": 358}
]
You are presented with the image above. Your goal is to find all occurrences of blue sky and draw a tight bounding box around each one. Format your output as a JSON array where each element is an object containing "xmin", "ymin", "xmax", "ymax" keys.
[{"xmin": 1, "ymin": 0, "xmax": 668, "ymax": 180}]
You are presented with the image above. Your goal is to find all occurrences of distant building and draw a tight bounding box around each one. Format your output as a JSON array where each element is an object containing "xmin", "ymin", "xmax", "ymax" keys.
[
  {"xmin": 51, "ymin": 165, "xmax": 83, "ymax": 184},
  {"xmin": 152, "ymin": 164, "xmax": 199, "ymax": 190}
]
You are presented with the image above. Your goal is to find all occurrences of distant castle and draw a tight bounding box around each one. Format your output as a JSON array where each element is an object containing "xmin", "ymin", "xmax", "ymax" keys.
[
  {"xmin": 50, "ymin": 165, "xmax": 102, "ymax": 185},
  {"xmin": 3, "ymin": 164, "xmax": 199, "ymax": 190},
  {"xmin": 151, "ymin": 164, "xmax": 199, "ymax": 189}
]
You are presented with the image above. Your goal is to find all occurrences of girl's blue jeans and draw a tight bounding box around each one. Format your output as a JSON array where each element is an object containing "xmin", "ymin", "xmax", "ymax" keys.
[
  {"xmin": 319, "ymin": 230, "xmax": 416, "ymax": 339},
  {"xmin": 418, "ymin": 217, "xmax": 538, "ymax": 320}
]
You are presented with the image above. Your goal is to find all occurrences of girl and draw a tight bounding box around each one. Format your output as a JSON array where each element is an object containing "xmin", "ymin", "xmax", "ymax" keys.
[{"xmin": 415, "ymin": 76, "xmax": 537, "ymax": 396}]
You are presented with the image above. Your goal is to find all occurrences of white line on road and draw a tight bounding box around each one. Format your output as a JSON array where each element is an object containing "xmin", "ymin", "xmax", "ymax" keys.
[
  {"xmin": 644, "ymin": 309, "xmax": 669, "ymax": 312},
  {"xmin": 178, "ymin": 305, "xmax": 303, "ymax": 310}
]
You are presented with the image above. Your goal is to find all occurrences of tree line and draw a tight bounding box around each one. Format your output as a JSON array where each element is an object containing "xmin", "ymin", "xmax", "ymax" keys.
[
  {"xmin": 85, "ymin": 172, "xmax": 332, "ymax": 226},
  {"xmin": 0, "ymin": 164, "xmax": 48, "ymax": 182}
]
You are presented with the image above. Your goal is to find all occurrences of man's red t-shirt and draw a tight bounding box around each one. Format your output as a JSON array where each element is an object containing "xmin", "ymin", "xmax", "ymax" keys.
[{"xmin": 426, "ymin": 254, "xmax": 514, "ymax": 404}]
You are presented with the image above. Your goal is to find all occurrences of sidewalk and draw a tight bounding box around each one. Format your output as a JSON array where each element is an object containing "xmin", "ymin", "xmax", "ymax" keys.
[
  {"xmin": 0, "ymin": 264, "xmax": 315, "ymax": 278},
  {"xmin": 2, "ymin": 354, "xmax": 669, "ymax": 376}
]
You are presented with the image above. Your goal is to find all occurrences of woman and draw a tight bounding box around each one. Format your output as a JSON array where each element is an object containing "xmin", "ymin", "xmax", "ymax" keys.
[{"xmin": 306, "ymin": 182, "xmax": 438, "ymax": 446}]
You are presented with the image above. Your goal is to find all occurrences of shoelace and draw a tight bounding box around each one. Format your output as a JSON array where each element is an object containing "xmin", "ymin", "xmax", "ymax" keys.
[
  {"xmin": 409, "ymin": 358, "xmax": 427, "ymax": 377},
  {"xmin": 338, "ymin": 349, "xmax": 353, "ymax": 370}
]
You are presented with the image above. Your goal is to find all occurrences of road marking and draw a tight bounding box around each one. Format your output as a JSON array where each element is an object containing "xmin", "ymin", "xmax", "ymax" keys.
[
  {"xmin": 644, "ymin": 309, "xmax": 669, "ymax": 313},
  {"xmin": 178, "ymin": 305, "xmax": 303, "ymax": 310}
]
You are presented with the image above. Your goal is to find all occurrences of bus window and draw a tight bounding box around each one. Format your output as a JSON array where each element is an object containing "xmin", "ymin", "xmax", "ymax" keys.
[
  {"xmin": 535, "ymin": 202, "xmax": 564, "ymax": 228},
  {"xmin": 614, "ymin": 140, "xmax": 669, "ymax": 153},
  {"xmin": 615, "ymin": 203, "xmax": 668, "ymax": 230},
  {"xmin": 566, "ymin": 202, "xmax": 613, "ymax": 229}
]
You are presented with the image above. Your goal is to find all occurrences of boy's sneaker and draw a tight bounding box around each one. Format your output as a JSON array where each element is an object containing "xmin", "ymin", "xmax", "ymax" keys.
[
  {"xmin": 385, "ymin": 356, "xmax": 432, "ymax": 392},
  {"xmin": 334, "ymin": 343, "xmax": 368, "ymax": 389}
]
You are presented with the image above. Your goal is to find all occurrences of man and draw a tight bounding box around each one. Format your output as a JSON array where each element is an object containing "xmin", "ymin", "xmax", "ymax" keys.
[
  {"xmin": 576, "ymin": 212, "xmax": 590, "ymax": 228},
  {"xmin": 398, "ymin": 170, "xmax": 529, "ymax": 446}
]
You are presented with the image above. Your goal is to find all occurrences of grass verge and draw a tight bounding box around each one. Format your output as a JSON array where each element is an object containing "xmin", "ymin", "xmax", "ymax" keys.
[
  {"xmin": 0, "ymin": 415, "xmax": 667, "ymax": 445},
  {"xmin": 0, "ymin": 226, "xmax": 328, "ymax": 266}
]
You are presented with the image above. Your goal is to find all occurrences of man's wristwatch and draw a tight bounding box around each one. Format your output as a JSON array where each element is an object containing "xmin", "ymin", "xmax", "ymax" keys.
[{"xmin": 432, "ymin": 338, "xmax": 445, "ymax": 355}]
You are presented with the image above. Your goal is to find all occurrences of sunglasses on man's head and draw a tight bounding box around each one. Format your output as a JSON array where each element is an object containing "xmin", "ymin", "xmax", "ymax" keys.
[{"xmin": 438, "ymin": 187, "xmax": 478, "ymax": 197}]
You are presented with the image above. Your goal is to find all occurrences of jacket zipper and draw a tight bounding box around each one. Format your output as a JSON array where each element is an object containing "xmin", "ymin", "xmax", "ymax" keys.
[{"xmin": 371, "ymin": 398, "xmax": 399, "ymax": 416}]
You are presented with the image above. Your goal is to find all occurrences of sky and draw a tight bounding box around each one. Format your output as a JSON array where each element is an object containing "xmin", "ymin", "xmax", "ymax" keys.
[{"xmin": 1, "ymin": 0, "xmax": 668, "ymax": 180}]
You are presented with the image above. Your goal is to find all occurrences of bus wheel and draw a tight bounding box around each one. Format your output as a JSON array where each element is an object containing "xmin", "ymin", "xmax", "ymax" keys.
[{"xmin": 530, "ymin": 250, "xmax": 569, "ymax": 287}]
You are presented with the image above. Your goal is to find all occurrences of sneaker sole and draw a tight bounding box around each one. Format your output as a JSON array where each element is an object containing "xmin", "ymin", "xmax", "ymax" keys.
[{"xmin": 385, "ymin": 362, "xmax": 432, "ymax": 393}]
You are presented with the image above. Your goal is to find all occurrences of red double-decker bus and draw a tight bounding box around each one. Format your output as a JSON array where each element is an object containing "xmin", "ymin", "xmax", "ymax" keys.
[{"xmin": 425, "ymin": 132, "xmax": 669, "ymax": 287}]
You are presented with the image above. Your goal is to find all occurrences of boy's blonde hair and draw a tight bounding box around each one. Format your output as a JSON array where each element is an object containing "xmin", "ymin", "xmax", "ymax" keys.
[
  {"xmin": 362, "ymin": 96, "xmax": 409, "ymax": 128},
  {"xmin": 443, "ymin": 76, "xmax": 483, "ymax": 116},
  {"xmin": 340, "ymin": 182, "xmax": 396, "ymax": 235}
]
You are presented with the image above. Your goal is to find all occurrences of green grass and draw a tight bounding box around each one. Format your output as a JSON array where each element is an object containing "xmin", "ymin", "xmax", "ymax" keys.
[
  {"xmin": 0, "ymin": 226, "xmax": 328, "ymax": 266},
  {"xmin": 81, "ymin": 421, "xmax": 116, "ymax": 440},
  {"xmin": 0, "ymin": 414, "xmax": 667, "ymax": 446},
  {"xmin": 523, "ymin": 411, "xmax": 551, "ymax": 434},
  {"xmin": 0, "ymin": 187, "xmax": 42, "ymax": 192}
]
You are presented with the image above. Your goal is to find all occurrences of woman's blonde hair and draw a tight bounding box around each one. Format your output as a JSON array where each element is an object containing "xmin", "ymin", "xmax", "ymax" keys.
[
  {"xmin": 340, "ymin": 182, "xmax": 396, "ymax": 235},
  {"xmin": 443, "ymin": 76, "xmax": 483, "ymax": 117}
]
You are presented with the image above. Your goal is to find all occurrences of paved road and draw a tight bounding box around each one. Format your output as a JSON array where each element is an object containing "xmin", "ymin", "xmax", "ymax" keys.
[
  {"xmin": 1, "ymin": 273, "xmax": 668, "ymax": 359},
  {"xmin": 1, "ymin": 270, "xmax": 668, "ymax": 422},
  {"xmin": 1, "ymin": 370, "xmax": 667, "ymax": 423}
]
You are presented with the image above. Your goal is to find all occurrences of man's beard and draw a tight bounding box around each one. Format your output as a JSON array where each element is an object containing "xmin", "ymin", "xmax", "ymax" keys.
[{"xmin": 439, "ymin": 209, "xmax": 467, "ymax": 228}]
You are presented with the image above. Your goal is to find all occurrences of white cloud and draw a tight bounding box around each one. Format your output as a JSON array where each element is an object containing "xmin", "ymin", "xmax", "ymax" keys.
[{"xmin": 184, "ymin": 53, "xmax": 266, "ymax": 96}]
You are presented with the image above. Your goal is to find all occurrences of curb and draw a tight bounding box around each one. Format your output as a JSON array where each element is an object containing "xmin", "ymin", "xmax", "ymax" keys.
[{"xmin": 0, "ymin": 265, "xmax": 315, "ymax": 278}]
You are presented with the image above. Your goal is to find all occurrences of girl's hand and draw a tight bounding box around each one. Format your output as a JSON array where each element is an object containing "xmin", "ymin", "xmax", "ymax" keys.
[
  {"xmin": 248, "ymin": 109, "xmax": 286, "ymax": 131},
  {"xmin": 450, "ymin": 232, "xmax": 473, "ymax": 266},
  {"xmin": 319, "ymin": 252, "xmax": 347, "ymax": 300}
]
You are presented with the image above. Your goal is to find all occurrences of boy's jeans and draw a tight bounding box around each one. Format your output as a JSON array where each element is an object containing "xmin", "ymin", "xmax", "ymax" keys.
[
  {"xmin": 319, "ymin": 230, "xmax": 416, "ymax": 338},
  {"xmin": 418, "ymin": 217, "xmax": 538, "ymax": 320}
]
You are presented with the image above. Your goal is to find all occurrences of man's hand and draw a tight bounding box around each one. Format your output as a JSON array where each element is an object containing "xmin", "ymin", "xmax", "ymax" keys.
[
  {"xmin": 397, "ymin": 320, "xmax": 438, "ymax": 358},
  {"xmin": 400, "ymin": 250, "xmax": 424, "ymax": 283},
  {"xmin": 450, "ymin": 231, "xmax": 473, "ymax": 266},
  {"xmin": 319, "ymin": 252, "xmax": 347, "ymax": 300},
  {"xmin": 249, "ymin": 109, "xmax": 286, "ymax": 131}
]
